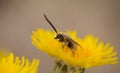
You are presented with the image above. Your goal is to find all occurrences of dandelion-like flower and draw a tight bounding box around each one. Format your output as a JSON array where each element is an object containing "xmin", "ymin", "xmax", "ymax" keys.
[
  {"xmin": 0, "ymin": 51, "xmax": 39, "ymax": 73},
  {"xmin": 31, "ymin": 28, "xmax": 118, "ymax": 73}
]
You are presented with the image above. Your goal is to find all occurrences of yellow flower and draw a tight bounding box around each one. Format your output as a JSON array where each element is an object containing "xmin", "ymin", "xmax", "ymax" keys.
[
  {"xmin": 31, "ymin": 28, "xmax": 118, "ymax": 68},
  {"xmin": 0, "ymin": 52, "xmax": 39, "ymax": 73}
]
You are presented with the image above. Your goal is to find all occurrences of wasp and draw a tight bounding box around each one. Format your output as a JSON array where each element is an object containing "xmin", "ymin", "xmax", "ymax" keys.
[{"xmin": 43, "ymin": 14, "xmax": 82, "ymax": 51}]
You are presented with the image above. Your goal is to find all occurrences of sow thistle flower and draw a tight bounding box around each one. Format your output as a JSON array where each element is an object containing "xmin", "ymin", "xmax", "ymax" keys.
[
  {"xmin": 0, "ymin": 51, "xmax": 39, "ymax": 73},
  {"xmin": 31, "ymin": 28, "xmax": 118, "ymax": 73}
]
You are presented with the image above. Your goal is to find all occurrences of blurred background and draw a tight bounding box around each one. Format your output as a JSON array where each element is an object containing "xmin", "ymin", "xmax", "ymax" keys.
[{"xmin": 0, "ymin": 0, "xmax": 120, "ymax": 73}]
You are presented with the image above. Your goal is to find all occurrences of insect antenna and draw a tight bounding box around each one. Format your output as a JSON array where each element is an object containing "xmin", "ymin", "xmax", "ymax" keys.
[{"xmin": 43, "ymin": 14, "xmax": 58, "ymax": 34}]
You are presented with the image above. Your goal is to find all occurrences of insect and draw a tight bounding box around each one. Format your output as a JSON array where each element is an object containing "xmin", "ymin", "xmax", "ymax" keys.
[{"xmin": 43, "ymin": 14, "xmax": 82, "ymax": 51}]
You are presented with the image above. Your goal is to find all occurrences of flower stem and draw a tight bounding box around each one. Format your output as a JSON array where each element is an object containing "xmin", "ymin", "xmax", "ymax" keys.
[{"xmin": 53, "ymin": 60, "xmax": 85, "ymax": 73}]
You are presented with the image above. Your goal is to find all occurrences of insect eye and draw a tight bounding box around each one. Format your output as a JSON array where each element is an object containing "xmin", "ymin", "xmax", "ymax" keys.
[{"xmin": 55, "ymin": 34, "xmax": 64, "ymax": 42}]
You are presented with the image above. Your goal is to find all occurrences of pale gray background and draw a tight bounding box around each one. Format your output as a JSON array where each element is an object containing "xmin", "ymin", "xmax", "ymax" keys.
[{"xmin": 0, "ymin": 0, "xmax": 120, "ymax": 73}]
